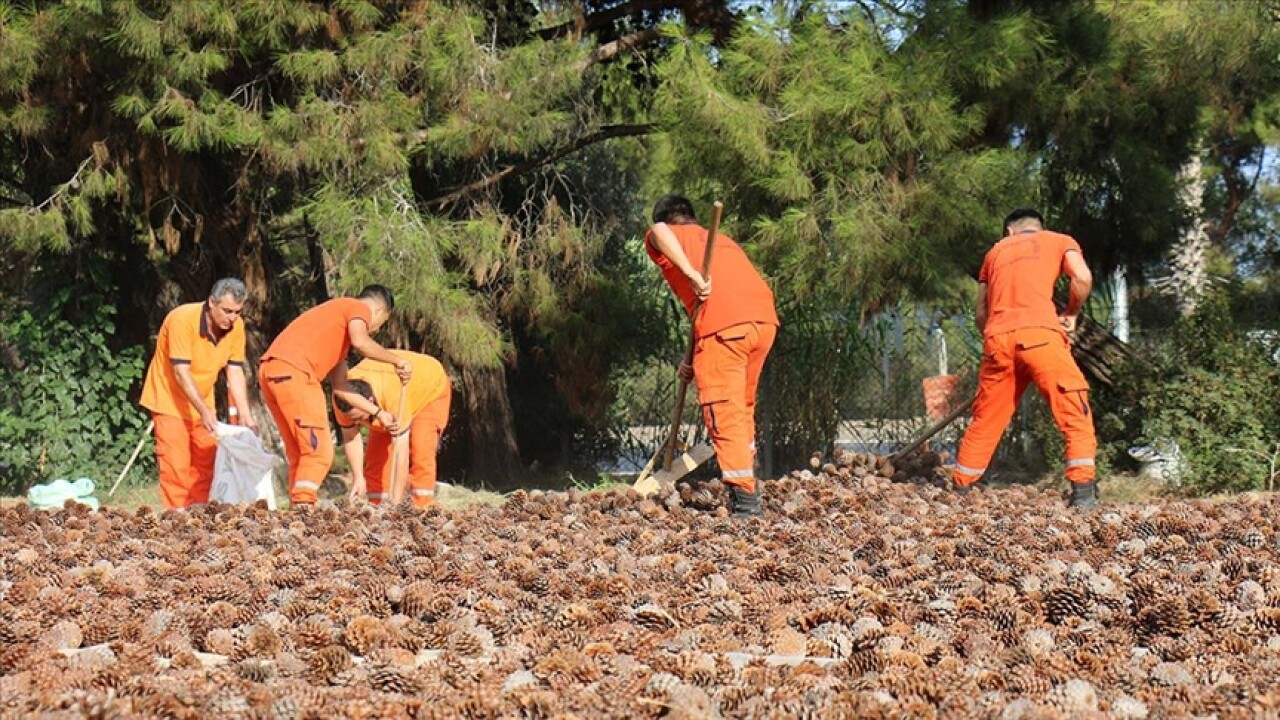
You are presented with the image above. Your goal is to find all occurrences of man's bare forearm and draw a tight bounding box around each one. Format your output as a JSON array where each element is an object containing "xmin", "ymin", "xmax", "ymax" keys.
[{"xmin": 173, "ymin": 365, "xmax": 212, "ymax": 416}]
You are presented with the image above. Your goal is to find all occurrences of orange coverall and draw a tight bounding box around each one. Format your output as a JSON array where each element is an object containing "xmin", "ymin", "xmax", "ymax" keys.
[
  {"xmin": 953, "ymin": 230, "xmax": 1097, "ymax": 488},
  {"xmin": 139, "ymin": 302, "xmax": 247, "ymax": 509},
  {"xmin": 259, "ymin": 298, "xmax": 372, "ymax": 505},
  {"xmin": 646, "ymin": 223, "xmax": 780, "ymax": 493},
  {"xmin": 334, "ymin": 351, "xmax": 452, "ymax": 508}
]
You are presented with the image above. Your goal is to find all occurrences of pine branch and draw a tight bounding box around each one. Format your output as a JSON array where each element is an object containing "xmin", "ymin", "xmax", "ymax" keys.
[
  {"xmin": 580, "ymin": 27, "xmax": 663, "ymax": 69},
  {"xmin": 425, "ymin": 123, "xmax": 656, "ymax": 208},
  {"xmin": 30, "ymin": 155, "xmax": 95, "ymax": 212},
  {"xmin": 537, "ymin": 0, "xmax": 681, "ymax": 41}
]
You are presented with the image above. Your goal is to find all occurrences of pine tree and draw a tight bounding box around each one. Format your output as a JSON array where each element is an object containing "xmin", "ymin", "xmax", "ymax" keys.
[{"xmin": 0, "ymin": 0, "xmax": 706, "ymax": 482}]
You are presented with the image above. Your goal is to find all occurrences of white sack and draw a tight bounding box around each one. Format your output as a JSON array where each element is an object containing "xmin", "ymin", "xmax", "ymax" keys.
[{"xmin": 211, "ymin": 423, "xmax": 278, "ymax": 509}]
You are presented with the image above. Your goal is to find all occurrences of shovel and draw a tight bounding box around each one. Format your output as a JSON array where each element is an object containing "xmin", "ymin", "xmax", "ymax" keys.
[{"xmin": 633, "ymin": 201, "xmax": 724, "ymax": 498}]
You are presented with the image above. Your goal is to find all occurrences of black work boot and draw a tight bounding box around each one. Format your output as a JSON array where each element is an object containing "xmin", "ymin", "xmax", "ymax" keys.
[
  {"xmin": 953, "ymin": 482, "xmax": 972, "ymax": 496},
  {"xmin": 1068, "ymin": 480, "xmax": 1099, "ymax": 510},
  {"xmin": 729, "ymin": 481, "xmax": 763, "ymax": 518}
]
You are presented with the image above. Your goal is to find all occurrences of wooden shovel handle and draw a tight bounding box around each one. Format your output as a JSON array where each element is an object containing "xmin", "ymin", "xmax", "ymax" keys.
[
  {"xmin": 388, "ymin": 383, "xmax": 410, "ymax": 504},
  {"xmin": 890, "ymin": 393, "xmax": 977, "ymax": 463},
  {"xmin": 663, "ymin": 201, "xmax": 723, "ymax": 471}
]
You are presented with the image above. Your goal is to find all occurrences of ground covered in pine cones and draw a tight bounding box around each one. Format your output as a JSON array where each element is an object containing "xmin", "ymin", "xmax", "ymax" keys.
[{"xmin": 2, "ymin": 451, "xmax": 1280, "ymax": 719}]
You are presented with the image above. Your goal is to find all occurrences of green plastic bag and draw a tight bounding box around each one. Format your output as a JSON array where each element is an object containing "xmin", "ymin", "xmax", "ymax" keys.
[{"xmin": 28, "ymin": 477, "xmax": 100, "ymax": 510}]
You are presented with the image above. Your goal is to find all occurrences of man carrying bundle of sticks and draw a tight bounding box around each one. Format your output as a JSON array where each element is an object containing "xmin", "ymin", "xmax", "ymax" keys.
[{"xmin": 952, "ymin": 208, "xmax": 1100, "ymax": 509}]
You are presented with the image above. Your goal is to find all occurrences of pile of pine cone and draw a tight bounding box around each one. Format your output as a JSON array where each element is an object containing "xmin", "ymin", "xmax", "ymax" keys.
[{"xmin": 1, "ymin": 452, "xmax": 1278, "ymax": 718}]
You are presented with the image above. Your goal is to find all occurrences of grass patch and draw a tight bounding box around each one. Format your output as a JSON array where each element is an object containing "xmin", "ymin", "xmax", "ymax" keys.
[{"xmin": 437, "ymin": 482, "xmax": 505, "ymax": 509}]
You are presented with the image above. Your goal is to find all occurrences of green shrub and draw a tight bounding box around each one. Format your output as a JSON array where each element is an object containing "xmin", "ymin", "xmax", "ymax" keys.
[
  {"xmin": 0, "ymin": 290, "xmax": 149, "ymax": 494},
  {"xmin": 1096, "ymin": 293, "xmax": 1280, "ymax": 495}
]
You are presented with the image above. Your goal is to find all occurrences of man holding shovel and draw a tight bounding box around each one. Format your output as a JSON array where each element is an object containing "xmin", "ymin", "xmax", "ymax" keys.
[
  {"xmin": 258, "ymin": 285, "xmax": 410, "ymax": 507},
  {"xmin": 139, "ymin": 278, "xmax": 257, "ymax": 509},
  {"xmin": 645, "ymin": 195, "xmax": 780, "ymax": 518},
  {"xmin": 952, "ymin": 208, "xmax": 1099, "ymax": 508},
  {"xmin": 332, "ymin": 350, "xmax": 452, "ymax": 508}
]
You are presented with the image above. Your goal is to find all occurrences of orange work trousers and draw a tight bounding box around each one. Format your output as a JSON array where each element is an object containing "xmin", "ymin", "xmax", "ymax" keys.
[
  {"xmin": 693, "ymin": 321, "xmax": 777, "ymax": 493},
  {"xmin": 152, "ymin": 412, "xmax": 218, "ymax": 509},
  {"xmin": 259, "ymin": 358, "xmax": 334, "ymax": 505},
  {"xmin": 365, "ymin": 382, "xmax": 452, "ymax": 508},
  {"xmin": 954, "ymin": 327, "xmax": 1097, "ymax": 488}
]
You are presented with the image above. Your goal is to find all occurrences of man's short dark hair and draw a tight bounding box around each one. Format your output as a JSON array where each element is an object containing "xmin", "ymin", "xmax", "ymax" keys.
[
  {"xmin": 652, "ymin": 195, "xmax": 698, "ymax": 225},
  {"xmin": 334, "ymin": 379, "xmax": 375, "ymax": 414},
  {"xmin": 1003, "ymin": 208, "xmax": 1044, "ymax": 232},
  {"xmin": 358, "ymin": 284, "xmax": 394, "ymax": 311}
]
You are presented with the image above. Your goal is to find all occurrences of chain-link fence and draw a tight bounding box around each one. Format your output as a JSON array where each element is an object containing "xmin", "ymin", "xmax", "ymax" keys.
[{"xmin": 832, "ymin": 307, "xmax": 982, "ymax": 458}]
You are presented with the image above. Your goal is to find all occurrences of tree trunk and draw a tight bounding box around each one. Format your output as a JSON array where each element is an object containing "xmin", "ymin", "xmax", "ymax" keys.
[
  {"xmin": 1163, "ymin": 155, "xmax": 1212, "ymax": 317},
  {"xmin": 460, "ymin": 364, "xmax": 524, "ymax": 488}
]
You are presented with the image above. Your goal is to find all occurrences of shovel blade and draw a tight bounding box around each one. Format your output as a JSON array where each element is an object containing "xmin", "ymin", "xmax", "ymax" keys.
[{"xmin": 632, "ymin": 444, "xmax": 716, "ymax": 498}]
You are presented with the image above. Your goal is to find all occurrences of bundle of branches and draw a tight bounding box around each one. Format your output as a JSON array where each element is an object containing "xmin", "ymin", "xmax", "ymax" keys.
[{"xmin": 1060, "ymin": 303, "xmax": 1137, "ymax": 389}]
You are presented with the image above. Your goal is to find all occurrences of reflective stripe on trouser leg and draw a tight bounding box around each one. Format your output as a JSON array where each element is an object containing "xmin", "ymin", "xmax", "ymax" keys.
[
  {"xmin": 292, "ymin": 480, "xmax": 321, "ymax": 505},
  {"xmin": 410, "ymin": 490, "xmax": 436, "ymax": 509},
  {"xmin": 366, "ymin": 492, "xmax": 385, "ymax": 505},
  {"xmin": 951, "ymin": 463, "xmax": 987, "ymax": 487},
  {"xmin": 1065, "ymin": 457, "xmax": 1096, "ymax": 484}
]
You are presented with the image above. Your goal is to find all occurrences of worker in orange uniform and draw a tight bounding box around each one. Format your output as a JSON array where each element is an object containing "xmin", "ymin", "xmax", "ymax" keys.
[
  {"xmin": 332, "ymin": 350, "xmax": 452, "ymax": 508},
  {"xmin": 258, "ymin": 285, "xmax": 411, "ymax": 507},
  {"xmin": 645, "ymin": 195, "xmax": 781, "ymax": 518},
  {"xmin": 953, "ymin": 208, "xmax": 1099, "ymax": 509},
  {"xmin": 140, "ymin": 278, "xmax": 257, "ymax": 509}
]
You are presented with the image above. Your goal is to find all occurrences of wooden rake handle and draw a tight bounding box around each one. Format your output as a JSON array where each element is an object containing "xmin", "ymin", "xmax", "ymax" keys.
[
  {"xmin": 890, "ymin": 393, "xmax": 977, "ymax": 464},
  {"xmin": 662, "ymin": 200, "xmax": 723, "ymax": 472},
  {"xmin": 388, "ymin": 383, "xmax": 410, "ymax": 504},
  {"xmin": 108, "ymin": 419, "xmax": 154, "ymax": 498}
]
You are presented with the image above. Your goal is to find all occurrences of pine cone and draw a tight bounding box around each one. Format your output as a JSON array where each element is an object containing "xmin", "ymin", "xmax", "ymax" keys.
[
  {"xmin": 632, "ymin": 604, "xmax": 678, "ymax": 631},
  {"xmin": 341, "ymin": 615, "xmax": 389, "ymax": 656},
  {"xmin": 517, "ymin": 570, "xmax": 551, "ymax": 596},
  {"xmin": 292, "ymin": 618, "xmax": 336, "ymax": 650},
  {"xmin": 1184, "ymin": 589, "xmax": 1222, "ymax": 628},
  {"xmin": 368, "ymin": 664, "xmax": 420, "ymax": 694},
  {"xmin": 234, "ymin": 659, "xmax": 273, "ymax": 683},
  {"xmin": 309, "ymin": 645, "xmax": 353, "ymax": 679},
  {"xmin": 1137, "ymin": 598, "xmax": 1191, "ymax": 638},
  {"xmin": 1044, "ymin": 586, "xmax": 1090, "ymax": 625},
  {"xmin": 1253, "ymin": 607, "xmax": 1280, "ymax": 633}
]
